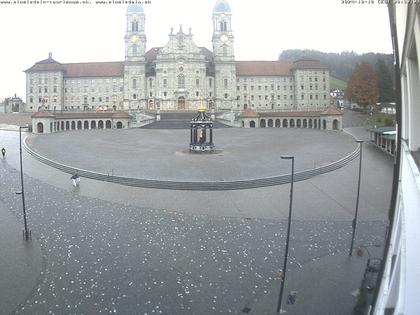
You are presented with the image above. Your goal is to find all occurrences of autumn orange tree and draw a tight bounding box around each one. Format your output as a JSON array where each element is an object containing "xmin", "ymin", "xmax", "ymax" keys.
[{"xmin": 346, "ymin": 62, "xmax": 379, "ymax": 110}]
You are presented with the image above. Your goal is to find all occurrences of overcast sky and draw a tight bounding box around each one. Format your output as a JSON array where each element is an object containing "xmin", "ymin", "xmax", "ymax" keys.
[{"xmin": 0, "ymin": 0, "xmax": 392, "ymax": 100}]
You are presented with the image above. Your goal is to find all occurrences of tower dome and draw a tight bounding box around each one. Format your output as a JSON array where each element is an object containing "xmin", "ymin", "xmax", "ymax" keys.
[
  {"xmin": 213, "ymin": 0, "xmax": 231, "ymax": 13},
  {"xmin": 127, "ymin": 4, "xmax": 144, "ymax": 13}
]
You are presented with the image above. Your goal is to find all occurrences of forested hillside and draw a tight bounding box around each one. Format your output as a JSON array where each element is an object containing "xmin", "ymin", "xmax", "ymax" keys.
[{"xmin": 279, "ymin": 49, "xmax": 393, "ymax": 83}]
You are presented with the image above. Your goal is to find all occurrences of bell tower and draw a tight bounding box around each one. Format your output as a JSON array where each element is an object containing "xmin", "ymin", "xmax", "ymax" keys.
[
  {"xmin": 123, "ymin": 4, "xmax": 147, "ymax": 110},
  {"xmin": 212, "ymin": 0, "xmax": 234, "ymax": 61},
  {"xmin": 125, "ymin": 4, "xmax": 146, "ymax": 61},
  {"xmin": 212, "ymin": 0, "xmax": 236, "ymax": 110}
]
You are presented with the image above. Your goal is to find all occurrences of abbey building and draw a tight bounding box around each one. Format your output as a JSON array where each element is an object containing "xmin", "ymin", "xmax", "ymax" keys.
[{"xmin": 25, "ymin": 0, "xmax": 330, "ymax": 113}]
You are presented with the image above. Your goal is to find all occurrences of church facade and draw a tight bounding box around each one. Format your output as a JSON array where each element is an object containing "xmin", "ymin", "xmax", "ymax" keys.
[{"xmin": 24, "ymin": 0, "xmax": 330, "ymax": 113}]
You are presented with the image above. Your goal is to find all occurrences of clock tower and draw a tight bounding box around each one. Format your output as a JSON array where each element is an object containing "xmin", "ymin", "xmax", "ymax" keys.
[
  {"xmin": 212, "ymin": 0, "xmax": 236, "ymax": 110},
  {"xmin": 124, "ymin": 4, "xmax": 147, "ymax": 110},
  {"xmin": 125, "ymin": 4, "xmax": 146, "ymax": 61}
]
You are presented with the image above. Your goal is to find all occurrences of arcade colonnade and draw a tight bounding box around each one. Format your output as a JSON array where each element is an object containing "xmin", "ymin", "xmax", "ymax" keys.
[
  {"xmin": 31, "ymin": 110, "xmax": 131, "ymax": 134},
  {"xmin": 239, "ymin": 108, "xmax": 343, "ymax": 131}
]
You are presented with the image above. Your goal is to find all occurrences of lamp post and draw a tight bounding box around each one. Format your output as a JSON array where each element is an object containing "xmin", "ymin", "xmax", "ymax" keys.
[
  {"xmin": 349, "ymin": 140, "xmax": 364, "ymax": 256},
  {"xmin": 18, "ymin": 124, "xmax": 31, "ymax": 241},
  {"xmin": 276, "ymin": 155, "xmax": 295, "ymax": 314}
]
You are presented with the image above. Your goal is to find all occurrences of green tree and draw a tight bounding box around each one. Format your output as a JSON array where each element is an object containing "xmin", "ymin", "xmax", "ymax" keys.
[
  {"xmin": 346, "ymin": 62, "xmax": 379, "ymax": 110},
  {"xmin": 375, "ymin": 59, "xmax": 395, "ymax": 102}
]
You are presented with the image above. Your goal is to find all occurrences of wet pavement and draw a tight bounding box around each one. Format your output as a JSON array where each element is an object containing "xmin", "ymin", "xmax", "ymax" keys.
[{"xmin": 0, "ymin": 122, "xmax": 392, "ymax": 314}]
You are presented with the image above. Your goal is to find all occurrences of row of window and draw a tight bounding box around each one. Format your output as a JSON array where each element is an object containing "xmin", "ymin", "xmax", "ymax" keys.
[
  {"xmin": 237, "ymin": 77, "xmax": 294, "ymax": 83},
  {"xmin": 237, "ymin": 85, "xmax": 294, "ymax": 92},
  {"xmin": 29, "ymin": 86, "xmax": 58, "ymax": 94},
  {"xmin": 29, "ymin": 77, "xmax": 58, "ymax": 85},
  {"xmin": 239, "ymin": 103, "xmax": 328, "ymax": 108},
  {"xmin": 29, "ymin": 96, "xmax": 58, "ymax": 103},
  {"xmin": 300, "ymin": 84, "xmax": 327, "ymax": 90},
  {"xmin": 237, "ymin": 95, "xmax": 294, "ymax": 101},
  {"xmin": 64, "ymin": 86, "xmax": 123, "ymax": 93}
]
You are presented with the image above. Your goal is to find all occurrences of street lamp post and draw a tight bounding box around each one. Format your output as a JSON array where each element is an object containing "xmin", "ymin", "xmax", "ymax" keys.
[
  {"xmin": 349, "ymin": 140, "xmax": 364, "ymax": 256},
  {"xmin": 276, "ymin": 155, "xmax": 295, "ymax": 314},
  {"xmin": 18, "ymin": 125, "xmax": 31, "ymax": 241}
]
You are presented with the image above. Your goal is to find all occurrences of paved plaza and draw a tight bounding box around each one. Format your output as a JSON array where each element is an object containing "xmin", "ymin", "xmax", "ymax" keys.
[
  {"xmin": 0, "ymin": 115, "xmax": 393, "ymax": 314},
  {"xmin": 26, "ymin": 128, "xmax": 357, "ymax": 181}
]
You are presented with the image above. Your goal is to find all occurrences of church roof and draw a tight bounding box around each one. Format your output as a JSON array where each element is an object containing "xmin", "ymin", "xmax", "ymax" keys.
[
  {"xmin": 32, "ymin": 111, "xmax": 131, "ymax": 119},
  {"xmin": 239, "ymin": 110, "xmax": 332, "ymax": 118},
  {"xmin": 64, "ymin": 62, "xmax": 124, "ymax": 78},
  {"xmin": 31, "ymin": 110, "xmax": 56, "ymax": 118},
  {"xmin": 213, "ymin": 0, "xmax": 231, "ymax": 13},
  {"xmin": 320, "ymin": 107, "xmax": 343, "ymax": 115},
  {"xmin": 259, "ymin": 111, "xmax": 323, "ymax": 117},
  {"xmin": 291, "ymin": 58, "xmax": 328, "ymax": 70},
  {"xmin": 25, "ymin": 54, "xmax": 66, "ymax": 72},
  {"xmin": 236, "ymin": 61, "xmax": 292, "ymax": 76},
  {"xmin": 127, "ymin": 4, "xmax": 144, "ymax": 13}
]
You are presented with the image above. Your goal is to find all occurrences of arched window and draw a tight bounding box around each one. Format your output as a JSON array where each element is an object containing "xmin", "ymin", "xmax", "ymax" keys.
[
  {"xmin": 178, "ymin": 74, "xmax": 185, "ymax": 88},
  {"xmin": 132, "ymin": 44, "xmax": 138, "ymax": 56},
  {"xmin": 131, "ymin": 21, "xmax": 138, "ymax": 32},
  {"xmin": 290, "ymin": 119, "xmax": 295, "ymax": 128},
  {"xmin": 260, "ymin": 119, "xmax": 266, "ymax": 128},
  {"xmin": 268, "ymin": 119, "xmax": 273, "ymax": 127},
  {"xmin": 84, "ymin": 121, "xmax": 89, "ymax": 129},
  {"xmin": 149, "ymin": 78, "xmax": 153, "ymax": 89},
  {"xmin": 283, "ymin": 119, "xmax": 288, "ymax": 128},
  {"xmin": 250, "ymin": 121, "xmax": 255, "ymax": 128},
  {"xmin": 275, "ymin": 119, "xmax": 281, "ymax": 128},
  {"xmin": 77, "ymin": 121, "xmax": 82, "ymax": 130},
  {"xmin": 297, "ymin": 119, "xmax": 301, "ymax": 128},
  {"xmin": 223, "ymin": 45, "xmax": 227, "ymax": 56},
  {"xmin": 132, "ymin": 78, "xmax": 137, "ymax": 88},
  {"xmin": 37, "ymin": 122, "xmax": 44, "ymax": 133}
]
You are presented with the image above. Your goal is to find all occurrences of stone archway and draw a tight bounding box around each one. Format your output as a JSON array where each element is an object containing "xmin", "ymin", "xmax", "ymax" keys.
[
  {"xmin": 333, "ymin": 119, "xmax": 339, "ymax": 130},
  {"xmin": 116, "ymin": 121, "xmax": 123, "ymax": 129},
  {"xmin": 250, "ymin": 120, "xmax": 256, "ymax": 128},
  {"xmin": 37, "ymin": 122, "xmax": 44, "ymax": 133},
  {"xmin": 260, "ymin": 119, "xmax": 266, "ymax": 128},
  {"xmin": 148, "ymin": 99, "xmax": 154, "ymax": 110},
  {"xmin": 177, "ymin": 96, "xmax": 186, "ymax": 110}
]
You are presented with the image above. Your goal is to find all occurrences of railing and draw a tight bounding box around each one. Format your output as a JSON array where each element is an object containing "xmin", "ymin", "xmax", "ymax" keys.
[{"xmin": 24, "ymin": 138, "xmax": 360, "ymax": 191}]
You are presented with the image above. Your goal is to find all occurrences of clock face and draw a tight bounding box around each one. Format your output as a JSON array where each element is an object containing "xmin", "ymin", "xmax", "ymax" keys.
[
  {"xmin": 220, "ymin": 35, "xmax": 228, "ymax": 43},
  {"xmin": 131, "ymin": 35, "xmax": 139, "ymax": 43}
]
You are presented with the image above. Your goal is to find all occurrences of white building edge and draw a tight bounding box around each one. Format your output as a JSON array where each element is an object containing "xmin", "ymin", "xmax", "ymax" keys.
[{"xmin": 372, "ymin": 4, "xmax": 420, "ymax": 314}]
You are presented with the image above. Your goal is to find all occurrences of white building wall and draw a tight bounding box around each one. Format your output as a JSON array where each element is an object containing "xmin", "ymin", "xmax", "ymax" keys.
[{"xmin": 26, "ymin": 71, "xmax": 64, "ymax": 112}]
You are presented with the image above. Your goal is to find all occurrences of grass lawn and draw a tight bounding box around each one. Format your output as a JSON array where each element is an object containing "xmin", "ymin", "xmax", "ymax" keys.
[
  {"xmin": 365, "ymin": 112, "xmax": 395, "ymax": 128},
  {"xmin": 330, "ymin": 76, "xmax": 347, "ymax": 90}
]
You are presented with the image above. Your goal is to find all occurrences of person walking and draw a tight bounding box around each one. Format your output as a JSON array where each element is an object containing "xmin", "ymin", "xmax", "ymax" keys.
[
  {"xmin": 70, "ymin": 173, "xmax": 80, "ymax": 187},
  {"xmin": 1, "ymin": 147, "xmax": 5, "ymax": 158}
]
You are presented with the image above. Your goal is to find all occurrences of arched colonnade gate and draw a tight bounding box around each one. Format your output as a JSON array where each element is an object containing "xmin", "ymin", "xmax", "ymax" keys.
[
  {"xmin": 255, "ymin": 117, "xmax": 339, "ymax": 130},
  {"xmin": 238, "ymin": 107, "xmax": 344, "ymax": 131},
  {"xmin": 31, "ymin": 110, "xmax": 131, "ymax": 134}
]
